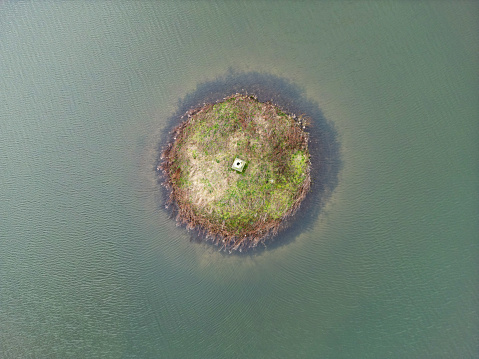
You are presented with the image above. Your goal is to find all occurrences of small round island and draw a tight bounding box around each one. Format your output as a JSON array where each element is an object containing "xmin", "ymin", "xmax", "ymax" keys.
[{"xmin": 161, "ymin": 94, "xmax": 311, "ymax": 251}]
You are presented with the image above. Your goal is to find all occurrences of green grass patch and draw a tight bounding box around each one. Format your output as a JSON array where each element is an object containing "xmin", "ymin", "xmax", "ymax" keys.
[{"xmin": 165, "ymin": 94, "xmax": 310, "ymax": 240}]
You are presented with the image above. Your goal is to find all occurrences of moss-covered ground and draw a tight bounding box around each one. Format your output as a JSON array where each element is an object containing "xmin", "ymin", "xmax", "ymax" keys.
[{"xmin": 162, "ymin": 94, "xmax": 311, "ymax": 250}]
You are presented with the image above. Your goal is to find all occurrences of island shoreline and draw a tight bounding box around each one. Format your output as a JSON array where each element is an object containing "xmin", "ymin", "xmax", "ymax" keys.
[{"xmin": 159, "ymin": 94, "xmax": 311, "ymax": 251}]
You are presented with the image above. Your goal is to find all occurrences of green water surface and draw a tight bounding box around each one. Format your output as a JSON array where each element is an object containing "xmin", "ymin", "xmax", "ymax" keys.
[{"xmin": 0, "ymin": 2, "xmax": 477, "ymax": 358}]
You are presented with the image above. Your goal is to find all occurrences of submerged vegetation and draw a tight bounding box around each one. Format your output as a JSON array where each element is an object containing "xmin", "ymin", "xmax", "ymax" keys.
[{"xmin": 160, "ymin": 94, "xmax": 311, "ymax": 251}]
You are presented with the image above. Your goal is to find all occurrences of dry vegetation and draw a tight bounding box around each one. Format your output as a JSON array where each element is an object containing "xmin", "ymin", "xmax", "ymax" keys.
[{"xmin": 161, "ymin": 94, "xmax": 311, "ymax": 251}]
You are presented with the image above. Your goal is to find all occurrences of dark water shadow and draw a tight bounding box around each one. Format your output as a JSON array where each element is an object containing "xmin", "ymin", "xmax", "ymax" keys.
[{"xmin": 156, "ymin": 70, "xmax": 342, "ymax": 255}]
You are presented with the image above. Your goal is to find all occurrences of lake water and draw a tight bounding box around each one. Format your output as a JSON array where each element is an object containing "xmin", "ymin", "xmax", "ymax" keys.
[{"xmin": 0, "ymin": 2, "xmax": 477, "ymax": 358}]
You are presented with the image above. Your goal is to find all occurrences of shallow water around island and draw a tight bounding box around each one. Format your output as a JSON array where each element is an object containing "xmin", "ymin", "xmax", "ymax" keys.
[{"xmin": 1, "ymin": 2, "xmax": 478, "ymax": 358}]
